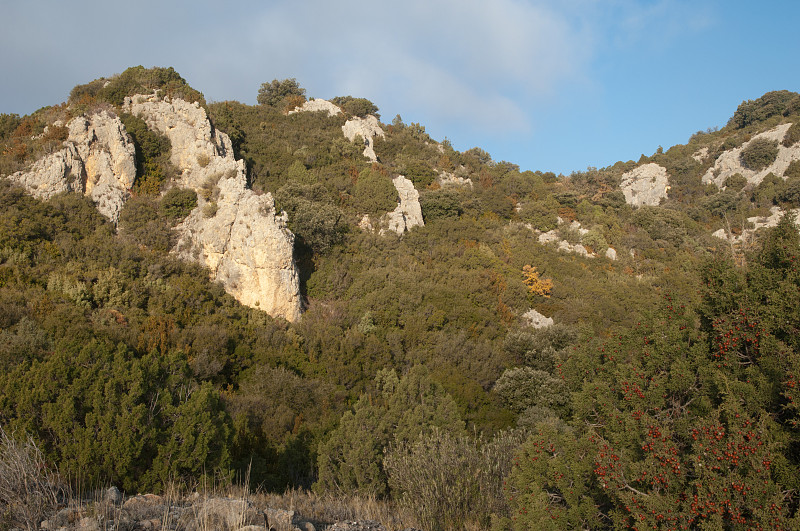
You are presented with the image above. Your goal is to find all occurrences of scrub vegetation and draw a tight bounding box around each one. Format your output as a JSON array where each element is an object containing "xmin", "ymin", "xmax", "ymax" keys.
[{"xmin": 1, "ymin": 69, "xmax": 800, "ymax": 529}]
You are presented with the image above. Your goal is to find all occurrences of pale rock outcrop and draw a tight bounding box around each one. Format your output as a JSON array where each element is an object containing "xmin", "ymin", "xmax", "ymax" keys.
[
  {"xmin": 125, "ymin": 94, "xmax": 302, "ymax": 322},
  {"xmin": 358, "ymin": 214, "xmax": 374, "ymax": 232},
  {"xmin": 522, "ymin": 308, "xmax": 553, "ymax": 329},
  {"xmin": 359, "ymin": 175, "xmax": 424, "ymax": 235},
  {"xmin": 384, "ymin": 175, "xmax": 424, "ymax": 234},
  {"xmin": 702, "ymin": 123, "xmax": 800, "ymax": 188},
  {"xmin": 620, "ymin": 163, "xmax": 670, "ymax": 207},
  {"xmin": 530, "ymin": 218, "xmax": 600, "ymax": 258},
  {"xmin": 8, "ymin": 143, "xmax": 84, "ymax": 198},
  {"xmin": 712, "ymin": 206, "xmax": 800, "ymax": 244},
  {"xmin": 691, "ymin": 146, "xmax": 710, "ymax": 162},
  {"xmin": 436, "ymin": 170, "xmax": 473, "ymax": 188},
  {"xmin": 342, "ymin": 115, "xmax": 384, "ymax": 162},
  {"xmin": 8, "ymin": 111, "xmax": 136, "ymax": 223},
  {"xmin": 124, "ymin": 94, "xmax": 233, "ymax": 176},
  {"xmin": 605, "ymin": 247, "xmax": 618, "ymax": 261},
  {"xmin": 288, "ymin": 98, "xmax": 342, "ymax": 117}
]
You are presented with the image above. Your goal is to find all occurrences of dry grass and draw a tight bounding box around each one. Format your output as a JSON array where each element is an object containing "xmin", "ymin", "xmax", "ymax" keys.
[
  {"xmin": 0, "ymin": 425, "xmax": 64, "ymax": 530},
  {"xmin": 253, "ymin": 488, "xmax": 417, "ymax": 530},
  {"xmin": 0, "ymin": 427, "xmax": 416, "ymax": 530}
]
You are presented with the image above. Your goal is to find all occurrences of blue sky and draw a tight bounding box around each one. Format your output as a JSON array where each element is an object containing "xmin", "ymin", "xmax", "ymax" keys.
[{"xmin": 2, "ymin": 0, "xmax": 799, "ymax": 175}]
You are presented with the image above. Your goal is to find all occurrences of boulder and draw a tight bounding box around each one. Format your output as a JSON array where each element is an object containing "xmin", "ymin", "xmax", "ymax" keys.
[
  {"xmin": 436, "ymin": 170, "xmax": 473, "ymax": 188},
  {"xmin": 522, "ymin": 309, "xmax": 553, "ymax": 329},
  {"xmin": 620, "ymin": 163, "xmax": 670, "ymax": 207},
  {"xmin": 288, "ymin": 98, "xmax": 342, "ymax": 117}
]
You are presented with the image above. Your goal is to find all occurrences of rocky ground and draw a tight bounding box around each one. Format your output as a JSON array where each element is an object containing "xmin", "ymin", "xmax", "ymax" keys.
[{"xmin": 32, "ymin": 487, "xmax": 420, "ymax": 531}]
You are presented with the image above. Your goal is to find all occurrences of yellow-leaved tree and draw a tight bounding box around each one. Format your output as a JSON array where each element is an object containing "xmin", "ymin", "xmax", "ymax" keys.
[{"xmin": 522, "ymin": 265, "xmax": 553, "ymax": 298}]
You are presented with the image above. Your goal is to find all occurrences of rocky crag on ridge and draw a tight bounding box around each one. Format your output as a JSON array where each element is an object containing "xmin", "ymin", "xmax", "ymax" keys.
[
  {"xmin": 124, "ymin": 94, "xmax": 302, "ymax": 322},
  {"xmin": 8, "ymin": 111, "xmax": 136, "ymax": 223},
  {"xmin": 6, "ymin": 95, "xmax": 302, "ymax": 322}
]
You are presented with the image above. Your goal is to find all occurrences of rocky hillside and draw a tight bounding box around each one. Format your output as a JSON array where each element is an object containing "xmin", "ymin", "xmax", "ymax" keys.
[{"xmin": 2, "ymin": 69, "xmax": 800, "ymax": 530}]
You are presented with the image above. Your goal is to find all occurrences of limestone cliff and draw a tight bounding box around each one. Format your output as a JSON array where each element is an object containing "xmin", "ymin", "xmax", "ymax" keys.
[
  {"xmin": 8, "ymin": 111, "xmax": 136, "ymax": 223},
  {"xmin": 702, "ymin": 123, "xmax": 800, "ymax": 188},
  {"xmin": 384, "ymin": 175, "xmax": 424, "ymax": 234},
  {"xmin": 620, "ymin": 163, "xmax": 670, "ymax": 207},
  {"xmin": 124, "ymin": 94, "xmax": 302, "ymax": 322}
]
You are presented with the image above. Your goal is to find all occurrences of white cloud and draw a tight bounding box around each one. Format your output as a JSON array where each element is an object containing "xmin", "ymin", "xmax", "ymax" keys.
[
  {"xmin": 2, "ymin": 0, "xmax": 592, "ymax": 135},
  {"xmin": 223, "ymin": 0, "xmax": 591, "ymax": 133}
]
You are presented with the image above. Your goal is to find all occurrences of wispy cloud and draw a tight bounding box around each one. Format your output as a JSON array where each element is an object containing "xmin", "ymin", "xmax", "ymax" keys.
[{"xmin": 208, "ymin": 0, "xmax": 592, "ymax": 135}]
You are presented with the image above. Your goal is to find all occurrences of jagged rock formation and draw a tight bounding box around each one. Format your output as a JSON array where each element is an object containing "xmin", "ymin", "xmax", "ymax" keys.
[
  {"xmin": 702, "ymin": 123, "xmax": 800, "ymax": 187},
  {"xmin": 359, "ymin": 175, "xmax": 424, "ymax": 235},
  {"xmin": 620, "ymin": 163, "xmax": 670, "ymax": 207},
  {"xmin": 342, "ymin": 115, "xmax": 385, "ymax": 162},
  {"xmin": 124, "ymin": 94, "xmax": 302, "ymax": 322},
  {"xmin": 288, "ymin": 98, "xmax": 342, "ymax": 117},
  {"xmin": 712, "ymin": 206, "xmax": 800, "ymax": 244},
  {"xmin": 436, "ymin": 170, "xmax": 473, "ymax": 188},
  {"xmin": 8, "ymin": 112, "xmax": 136, "ymax": 223},
  {"xmin": 385, "ymin": 175, "xmax": 424, "ymax": 234}
]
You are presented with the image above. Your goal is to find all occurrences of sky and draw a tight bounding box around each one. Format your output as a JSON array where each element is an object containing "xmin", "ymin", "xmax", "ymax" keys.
[{"xmin": 2, "ymin": 0, "xmax": 799, "ymax": 175}]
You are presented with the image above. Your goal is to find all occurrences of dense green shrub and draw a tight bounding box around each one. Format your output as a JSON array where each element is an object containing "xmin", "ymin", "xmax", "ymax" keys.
[
  {"xmin": 632, "ymin": 206, "xmax": 692, "ymax": 246},
  {"xmin": 751, "ymin": 173, "xmax": 782, "ymax": 206},
  {"xmin": 118, "ymin": 196, "xmax": 172, "ymax": 251},
  {"xmin": 400, "ymin": 160, "xmax": 437, "ymax": 188},
  {"xmin": 728, "ymin": 90, "xmax": 798, "ymax": 129},
  {"xmin": 120, "ymin": 112, "xmax": 176, "ymax": 195},
  {"xmin": 257, "ymin": 78, "xmax": 306, "ymax": 107},
  {"xmin": 352, "ymin": 169, "xmax": 398, "ymax": 216},
  {"xmin": 776, "ymin": 176, "xmax": 800, "ymax": 207},
  {"xmin": 786, "ymin": 160, "xmax": 800, "ymax": 179},
  {"xmin": 723, "ymin": 172, "xmax": 748, "ymax": 191},
  {"xmin": 331, "ymin": 96, "xmax": 380, "ymax": 118},
  {"xmin": 419, "ymin": 189, "xmax": 464, "ymax": 221},
  {"xmin": 159, "ymin": 187, "xmax": 197, "ymax": 220},
  {"xmin": 701, "ymin": 190, "xmax": 740, "ymax": 217},
  {"xmin": 275, "ymin": 182, "xmax": 347, "ymax": 253},
  {"xmin": 783, "ymin": 121, "xmax": 800, "ymax": 147},
  {"xmin": 315, "ymin": 366, "xmax": 465, "ymax": 497},
  {"xmin": 69, "ymin": 66, "xmax": 204, "ymax": 107},
  {"xmin": 740, "ymin": 138, "xmax": 779, "ymax": 171},
  {"xmin": 519, "ymin": 197, "xmax": 560, "ymax": 231}
]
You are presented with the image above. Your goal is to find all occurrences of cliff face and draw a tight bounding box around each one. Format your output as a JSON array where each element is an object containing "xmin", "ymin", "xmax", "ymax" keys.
[
  {"xmin": 124, "ymin": 94, "xmax": 302, "ymax": 322},
  {"xmin": 620, "ymin": 163, "xmax": 670, "ymax": 207},
  {"xmin": 702, "ymin": 123, "xmax": 800, "ymax": 188},
  {"xmin": 8, "ymin": 111, "xmax": 136, "ymax": 223}
]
